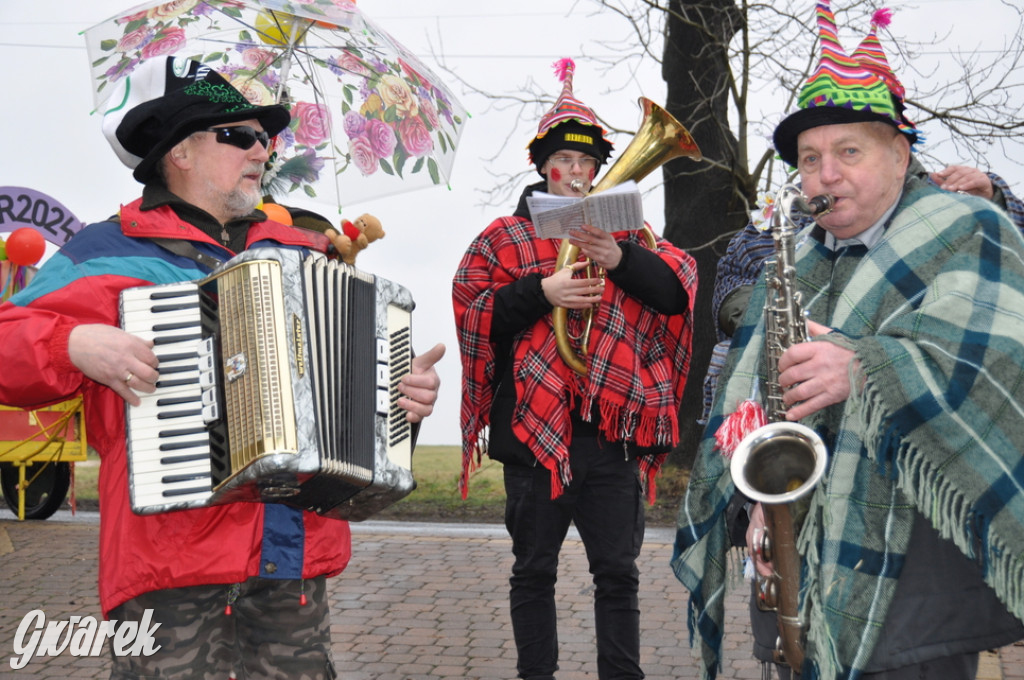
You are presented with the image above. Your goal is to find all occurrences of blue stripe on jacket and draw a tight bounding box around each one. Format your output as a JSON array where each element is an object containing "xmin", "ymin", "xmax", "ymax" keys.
[{"xmin": 10, "ymin": 218, "xmax": 314, "ymax": 582}]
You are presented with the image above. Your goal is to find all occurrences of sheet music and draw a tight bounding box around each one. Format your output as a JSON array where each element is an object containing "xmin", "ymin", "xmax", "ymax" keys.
[{"xmin": 527, "ymin": 181, "xmax": 644, "ymax": 239}]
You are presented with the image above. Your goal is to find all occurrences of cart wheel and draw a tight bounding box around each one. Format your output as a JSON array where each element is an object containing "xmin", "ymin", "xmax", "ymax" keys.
[{"xmin": 0, "ymin": 462, "xmax": 71, "ymax": 520}]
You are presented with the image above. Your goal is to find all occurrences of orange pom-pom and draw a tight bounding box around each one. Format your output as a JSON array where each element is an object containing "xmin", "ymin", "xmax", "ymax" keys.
[{"xmin": 261, "ymin": 202, "xmax": 293, "ymax": 225}]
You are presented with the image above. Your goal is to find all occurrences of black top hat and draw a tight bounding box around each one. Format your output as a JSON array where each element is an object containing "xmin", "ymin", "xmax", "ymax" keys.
[{"xmin": 107, "ymin": 57, "xmax": 291, "ymax": 183}]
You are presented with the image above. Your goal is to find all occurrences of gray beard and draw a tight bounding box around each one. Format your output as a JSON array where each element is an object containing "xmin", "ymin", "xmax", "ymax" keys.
[{"xmin": 220, "ymin": 183, "xmax": 261, "ymax": 221}]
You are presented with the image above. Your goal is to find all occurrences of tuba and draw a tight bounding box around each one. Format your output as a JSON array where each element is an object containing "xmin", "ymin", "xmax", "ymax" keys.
[
  {"xmin": 553, "ymin": 97, "xmax": 702, "ymax": 375},
  {"xmin": 729, "ymin": 185, "xmax": 834, "ymax": 672}
]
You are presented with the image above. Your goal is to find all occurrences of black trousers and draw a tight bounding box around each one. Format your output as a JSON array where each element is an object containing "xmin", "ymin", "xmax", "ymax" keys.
[{"xmin": 502, "ymin": 434, "xmax": 646, "ymax": 680}]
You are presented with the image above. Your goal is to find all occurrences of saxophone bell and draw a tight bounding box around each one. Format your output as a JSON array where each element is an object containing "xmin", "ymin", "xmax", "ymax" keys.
[
  {"xmin": 730, "ymin": 422, "xmax": 828, "ymax": 506},
  {"xmin": 731, "ymin": 421, "xmax": 827, "ymax": 671}
]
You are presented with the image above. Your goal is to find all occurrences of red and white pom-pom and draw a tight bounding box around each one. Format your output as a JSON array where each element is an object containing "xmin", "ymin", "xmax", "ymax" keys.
[
  {"xmin": 715, "ymin": 399, "xmax": 768, "ymax": 458},
  {"xmin": 552, "ymin": 58, "xmax": 574, "ymax": 82},
  {"xmin": 871, "ymin": 7, "xmax": 893, "ymax": 29}
]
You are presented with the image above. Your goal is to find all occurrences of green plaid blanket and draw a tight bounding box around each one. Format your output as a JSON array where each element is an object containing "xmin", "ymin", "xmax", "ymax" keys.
[{"xmin": 672, "ymin": 176, "xmax": 1024, "ymax": 679}]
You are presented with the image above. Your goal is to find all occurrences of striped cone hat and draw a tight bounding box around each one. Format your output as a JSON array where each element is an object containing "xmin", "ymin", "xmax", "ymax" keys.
[
  {"xmin": 773, "ymin": 0, "xmax": 920, "ymax": 166},
  {"xmin": 851, "ymin": 8, "xmax": 905, "ymax": 99},
  {"xmin": 527, "ymin": 58, "xmax": 613, "ymax": 172}
]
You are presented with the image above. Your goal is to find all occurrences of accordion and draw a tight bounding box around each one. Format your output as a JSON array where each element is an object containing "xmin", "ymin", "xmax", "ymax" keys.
[{"xmin": 118, "ymin": 247, "xmax": 416, "ymax": 520}]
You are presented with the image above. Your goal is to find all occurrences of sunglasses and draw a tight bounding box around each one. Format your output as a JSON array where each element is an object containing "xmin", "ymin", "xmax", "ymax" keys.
[{"xmin": 204, "ymin": 125, "xmax": 271, "ymax": 151}]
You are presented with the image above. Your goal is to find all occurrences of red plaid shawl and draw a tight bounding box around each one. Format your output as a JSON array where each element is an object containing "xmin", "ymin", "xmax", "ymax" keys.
[{"xmin": 453, "ymin": 215, "xmax": 696, "ymax": 501}]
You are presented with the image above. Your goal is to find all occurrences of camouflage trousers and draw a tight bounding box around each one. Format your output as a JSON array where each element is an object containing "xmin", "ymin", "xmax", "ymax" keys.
[{"xmin": 108, "ymin": 575, "xmax": 337, "ymax": 680}]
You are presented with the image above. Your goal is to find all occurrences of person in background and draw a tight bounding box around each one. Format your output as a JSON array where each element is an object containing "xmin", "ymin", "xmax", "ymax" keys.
[
  {"xmin": 453, "ymin": 58, "xmax": 697, "ymax": 680},
  {"xmin": 673, "ymin": 2, "xmax": 1024, "ymax": 679},
  {"xmin": 0, "ymin": 56, "xmax": 443, "ymax": 680}
]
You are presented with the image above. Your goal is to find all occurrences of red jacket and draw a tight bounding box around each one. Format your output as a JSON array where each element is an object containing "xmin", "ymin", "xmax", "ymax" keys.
[{"xmin": 0, "ymin": 197, "xmax": 351, "ymax": 615}]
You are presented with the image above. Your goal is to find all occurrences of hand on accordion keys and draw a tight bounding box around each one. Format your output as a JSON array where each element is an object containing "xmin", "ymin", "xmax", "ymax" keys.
[
  {"xmin": 68, "ymin": 323, "xmax": 159, "ymax": 407},
  {"xmin": 398, "ymin": 343, "xmax": 446, "ymax": 423}
]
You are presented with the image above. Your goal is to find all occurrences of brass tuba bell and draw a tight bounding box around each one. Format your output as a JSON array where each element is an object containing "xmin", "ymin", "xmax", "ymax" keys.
[{"xmin": 553, "ymin": 97, "xmax": 702, "ymax": 375}]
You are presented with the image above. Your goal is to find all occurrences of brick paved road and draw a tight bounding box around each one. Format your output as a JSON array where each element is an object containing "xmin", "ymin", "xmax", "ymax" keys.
[{"xmin": 1, "ymin": 512, "xmax": 1020, "ymax": 679}]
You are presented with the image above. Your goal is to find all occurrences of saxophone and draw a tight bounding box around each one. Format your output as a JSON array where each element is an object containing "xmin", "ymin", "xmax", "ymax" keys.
[{"xmin": 729, "ymin": 185, "xmax": 833, "ymax": 672}]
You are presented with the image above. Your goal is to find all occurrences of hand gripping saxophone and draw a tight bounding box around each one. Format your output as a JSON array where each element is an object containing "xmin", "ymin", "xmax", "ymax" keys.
[{"xmin": 729, "ymin": 185, "xmax": 833, "ymax": 672}]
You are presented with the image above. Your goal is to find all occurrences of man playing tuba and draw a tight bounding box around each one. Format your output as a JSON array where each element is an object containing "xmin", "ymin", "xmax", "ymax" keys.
[{"xmin": 452, "ymin": 57, "xmax": 697, "ymax": 680}]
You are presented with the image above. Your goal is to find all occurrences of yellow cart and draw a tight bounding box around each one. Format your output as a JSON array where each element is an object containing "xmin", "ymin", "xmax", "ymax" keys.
[{"xmin": 0, "ymin": 397, "xmax": 88, "ymax": 520}]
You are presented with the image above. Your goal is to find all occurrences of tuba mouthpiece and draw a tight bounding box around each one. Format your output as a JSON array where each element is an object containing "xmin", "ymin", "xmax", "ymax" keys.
[{"xmin": 570, "ymin": 179, "xmax": 585, "ymax": 194}]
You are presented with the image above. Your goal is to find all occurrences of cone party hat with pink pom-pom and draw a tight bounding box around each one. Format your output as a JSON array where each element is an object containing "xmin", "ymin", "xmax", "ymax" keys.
[{"xmin": 527, "ymin": 58, "xmax": 613, "ymax": 171}]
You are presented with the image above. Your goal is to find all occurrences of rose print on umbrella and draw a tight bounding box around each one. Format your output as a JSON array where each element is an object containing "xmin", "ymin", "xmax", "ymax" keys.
[{"xmin": 85, "ymin": 0, "xmax": 468, "ymax": 211}]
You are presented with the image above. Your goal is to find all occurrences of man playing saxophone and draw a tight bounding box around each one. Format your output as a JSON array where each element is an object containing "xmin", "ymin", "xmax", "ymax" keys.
[
  {"xmin": 673, "ymin": 2, "xmax": 1024, "ymax": 679},
  {"xmin": 453, "ymin": 58, "xmax": 697, "ymax": 680}
]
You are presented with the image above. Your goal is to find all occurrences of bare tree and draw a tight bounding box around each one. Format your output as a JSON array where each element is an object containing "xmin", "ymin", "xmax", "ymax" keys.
[{"xmin": 640, "ymin": 0, "xmax": 1024, "ymax": 200}]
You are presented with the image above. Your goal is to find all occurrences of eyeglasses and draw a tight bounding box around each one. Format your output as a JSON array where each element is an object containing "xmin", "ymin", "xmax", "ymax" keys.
[
  {"xmin": 204, "ymin": 125, "xmax": 271, "ymax": 151},
  {"xmin": 548, "ymin": 156, "xmax": 599, "ymax": 170}
]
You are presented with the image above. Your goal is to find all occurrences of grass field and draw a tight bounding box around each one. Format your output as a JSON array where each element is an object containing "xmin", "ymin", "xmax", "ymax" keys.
[
  {"xmin": 66, "ymin": 445, "xmax": 689, "ymax": 526},
  {"xmin": 69, "ymin": 445, "xmax": 496, "ymax": 502}
]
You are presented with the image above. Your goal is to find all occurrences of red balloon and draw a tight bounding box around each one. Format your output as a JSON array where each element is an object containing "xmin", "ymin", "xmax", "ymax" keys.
[{"xmin": 5, "ymin": 228, "xmax": 46, "ymax": 266}]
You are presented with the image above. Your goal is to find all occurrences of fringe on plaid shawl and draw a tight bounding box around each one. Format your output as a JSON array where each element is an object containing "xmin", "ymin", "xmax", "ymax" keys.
[
  {"xmin": 673, "ymin": 177, "xmax": 1024, "ymax": 680},
  {"xmin": 453, "ymin": 214, "xmax": 695, "ymax": 502}
]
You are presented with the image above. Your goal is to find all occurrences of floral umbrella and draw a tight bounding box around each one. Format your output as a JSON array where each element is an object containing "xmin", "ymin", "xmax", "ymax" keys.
[{"xmin": 83, "ymin": 0, "xmax": 468, "ymax": 213}]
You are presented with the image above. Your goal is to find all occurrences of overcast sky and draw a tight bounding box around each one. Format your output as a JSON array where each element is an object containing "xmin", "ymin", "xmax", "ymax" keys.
[{"xmin": 2, "ymin": 0, "xmax": 1022, "ymax": 446}]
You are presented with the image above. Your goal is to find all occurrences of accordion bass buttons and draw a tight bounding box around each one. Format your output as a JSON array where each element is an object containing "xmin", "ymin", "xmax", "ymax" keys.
[
  {"xmin": 376, "ymin": 338, "xmax": 390, "ymax": 415},
  {"xmin": 199, "ymin": 337, "xmax": 219, "ymax": 423}
]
